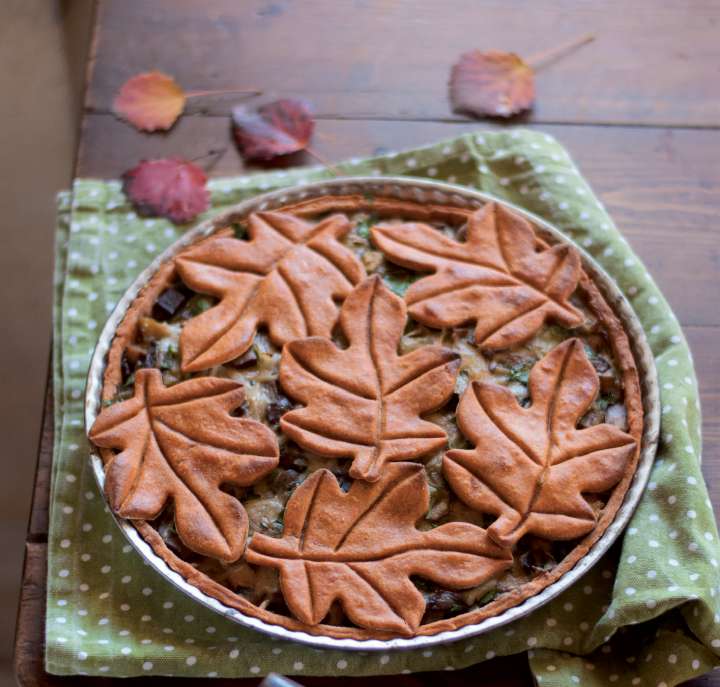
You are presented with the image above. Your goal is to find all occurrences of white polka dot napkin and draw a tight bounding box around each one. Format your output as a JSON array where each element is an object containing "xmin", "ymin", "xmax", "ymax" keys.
[{"xmin": 47, "ymin": 130, "xmax": 719, "ymax": 684}]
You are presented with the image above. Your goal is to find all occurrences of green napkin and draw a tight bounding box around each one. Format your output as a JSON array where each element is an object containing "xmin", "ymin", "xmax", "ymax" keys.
[{"xmin": 47, "ymin": 130, "xmax": 720, "ymax": 684}]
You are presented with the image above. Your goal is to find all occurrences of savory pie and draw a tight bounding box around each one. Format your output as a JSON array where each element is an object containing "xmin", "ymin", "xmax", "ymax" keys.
[{"xmin": 88, "ymin": 193, "xmax": 643, "ymax": 639}]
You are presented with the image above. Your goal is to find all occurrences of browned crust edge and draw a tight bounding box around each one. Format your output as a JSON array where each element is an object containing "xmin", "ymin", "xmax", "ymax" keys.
[{"xmin": 94, "ymin": 194, "xmax": 643, "ymax": 641}]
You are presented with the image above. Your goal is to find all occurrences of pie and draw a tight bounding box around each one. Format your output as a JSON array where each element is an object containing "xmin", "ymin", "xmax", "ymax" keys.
[{"xmin": 88, "ymin": 192, "xmax": 644, "ymax": 639}]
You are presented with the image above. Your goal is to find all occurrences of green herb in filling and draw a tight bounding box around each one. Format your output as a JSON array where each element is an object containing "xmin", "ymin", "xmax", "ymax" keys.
[
  {"xmin": 231, "ymin": 222, "xmax": 247, "ymax": 239},
  {"xmin": 155, "ymin": 340, "xmax": 178, "ymax": 370},
  {"xmin": 596, "ymin": 391, "xmax": 620, "ymax": 411},
  {"xmin": 506, "ymin": 359, "xmax": 535, "ymax": 385},
  {"xmin": 187, "ymin": 295, "xmax": 215, "ymax": 317},
  {"xmin": 478, "ymin": 590, "xmax": 498, "ymax": 605},
  {"xmin": 383, "ymin": 273, "xmax": 422, "ymax": 297},
  {"xmin": 354, "ymin": 213, "xmax": 379, "ymax": 239}
]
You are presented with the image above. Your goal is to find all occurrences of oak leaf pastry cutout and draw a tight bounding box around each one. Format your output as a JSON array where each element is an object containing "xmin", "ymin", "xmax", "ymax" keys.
[
  {"xmin": 371, "ymin": 202, "xmax": 584, "ymax": 350},
  {"xmin": 443, "ymin": 338, "xmax": 636, "ymax": 547},
  {"xmin": 247, "ymin": 462, "xmax": 512, "ymax": 635},
  {"xmin": 176, "ymin": 211, "xmax": 365, "ymax": 372},
  {"xmin": 279, "ymin": 275, "xmax": 460, "ymax": 482},
  {"xmin": 89, "ymin": 369, "xmax": 279, "ymax": 561}
]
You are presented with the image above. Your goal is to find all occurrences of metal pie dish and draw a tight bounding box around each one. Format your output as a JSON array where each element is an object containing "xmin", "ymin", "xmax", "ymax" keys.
[{"xmin": 85, "ymin": 176, "xmax": 660, "ymax": 651}]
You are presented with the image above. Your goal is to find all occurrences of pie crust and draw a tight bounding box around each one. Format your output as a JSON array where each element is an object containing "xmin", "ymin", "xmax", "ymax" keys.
[{"xmin": 90, "ymin": 193, "xmax": 643, "ymax": 640}]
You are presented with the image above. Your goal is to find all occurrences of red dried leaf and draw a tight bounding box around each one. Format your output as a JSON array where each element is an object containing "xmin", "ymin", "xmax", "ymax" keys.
[
  {"xmin": 232, "ymin": 99, "xmax": 315, "ymax": 161},
  {"xmin": 122, "ymin": 158, "xmax": 210, "ymax": 224},
  {"xmin": 449, "ymin": 50, "xmax": 535, "ymax": 118},
  {"xmin": 113, "ymin": 71, "xmax": 186, "ymax": 132}
]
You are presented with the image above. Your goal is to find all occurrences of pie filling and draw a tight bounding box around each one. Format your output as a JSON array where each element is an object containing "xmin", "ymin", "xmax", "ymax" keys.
[{"xmin": 92, "ymin": 201, "xmax": 639, "ymax": 636}]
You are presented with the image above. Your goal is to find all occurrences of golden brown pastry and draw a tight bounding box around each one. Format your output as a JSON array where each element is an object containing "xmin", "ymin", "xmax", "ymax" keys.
[{"xmin": 88, "ymin": 194, "xmax": 643, "ymax": 640}]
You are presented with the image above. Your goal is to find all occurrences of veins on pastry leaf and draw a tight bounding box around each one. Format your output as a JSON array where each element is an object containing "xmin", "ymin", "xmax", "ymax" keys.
[
  {"xmin": 176, "ymin": 210, "xmax": 365, "ymax": 372},
  {"xmin": 247, "ymin": 462, "xmax": 512, "ymax": 634},
  {"xmin": 89, "ymin": 368, "xmax": 279, "ymax": 561},
  {"xmin": 370, "ymin": 202, "xmax": 584, "ymax": 350},
  {"xmin": 444, "ymin": 338, "xmax": 636, "ymax": 547},
  {"xmin": 279, "ymin": 276, "xmax": 460, "ymax": 482}
]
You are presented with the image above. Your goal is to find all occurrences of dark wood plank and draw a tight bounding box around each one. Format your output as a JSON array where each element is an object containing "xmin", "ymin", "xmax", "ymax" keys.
[
  {"xmin": 14, "ymin": 543, "xmax": 47, "ymax": 686},
  {"xmin": 77, "ymin": 114, "xmax": 720, "ymax": 329},
  {"xmin": 28, "ymin": 384, "xmax": 53, "ymax": 541},
  {"xmin": 688, "ymin": 326, "xmax": 720, "ymax": 504},
  {"xmin": 86, "ymin": 0, "xmax": 720, "ymax": 127}
]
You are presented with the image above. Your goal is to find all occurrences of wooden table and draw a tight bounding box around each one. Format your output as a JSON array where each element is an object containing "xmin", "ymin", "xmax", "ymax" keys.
[{"xmin": 14, "ymin": 1, "xmax": 720, "ymax": 684}]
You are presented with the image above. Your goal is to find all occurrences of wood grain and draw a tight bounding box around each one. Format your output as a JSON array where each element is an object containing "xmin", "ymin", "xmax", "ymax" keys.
[
  {"xmin": 86, "ymin": 0, "xmax": 720, "ymax": 127},
  {"xmin": 77, "ymin": 114, "xmax": 720, "ymax": 329},
  {"xmin": 14, "ymin": 544, "xmax": 47, "ymax": 687},
  {"xmin": 28, "ymin": 385, "xmax": 53, "ymax": 541},
  {"xmin": 14, "ymin": 0, "xmax": 720, "ymax": 684},
  {"xmin": 688, "ymin": 327, "xmax": 720, "ymax": 491}
]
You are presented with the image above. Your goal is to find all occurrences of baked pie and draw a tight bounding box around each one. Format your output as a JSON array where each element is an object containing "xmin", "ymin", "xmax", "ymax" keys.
[{"xmin": 89, "ymin": 193, "xmax": 643, "ymax": 639}]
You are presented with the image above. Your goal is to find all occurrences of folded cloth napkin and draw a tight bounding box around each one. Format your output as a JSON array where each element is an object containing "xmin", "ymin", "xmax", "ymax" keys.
[{"xmin": 47, "ymin": 130, "xmax": 720, "ymax": 685}]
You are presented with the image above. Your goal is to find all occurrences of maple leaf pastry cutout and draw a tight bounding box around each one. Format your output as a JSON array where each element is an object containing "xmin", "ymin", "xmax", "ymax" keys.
[
  {"xmin": 176, "ymin": 211, "xmax": 366, "ymax": 372},
  {"xmin": 89, "ymin": 369, "xmax": 279, "ymax": 562},
  {"xmin": 370, "ymin": 202, "xmax": 584, "ymax": 350},
  {"xmin": 247, "ymin": 462, "xmax": 512, "ymax": 635},
  {"xmin": 279, "ymin": 275, "xmax": 460, "ymax": 482},
  {"xmin": 443, "ymin": 339, "xmax": 636, "ymax": 548}
]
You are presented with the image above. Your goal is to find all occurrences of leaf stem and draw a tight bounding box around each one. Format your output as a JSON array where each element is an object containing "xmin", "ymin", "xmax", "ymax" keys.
[
  {"xmin": 189, "ymin": 147, "xmax": 228, "ymax": 169},
  {"xmin": 525, "ymin": 33, "xmax": 594, "ymax": 70},
  {"xmin": 185, "ymin": 88, "xmax": 262, "ymax": 99},
  {"xmin": 304, "ymin": 147, "xmax": 342, "ymax": 177}
]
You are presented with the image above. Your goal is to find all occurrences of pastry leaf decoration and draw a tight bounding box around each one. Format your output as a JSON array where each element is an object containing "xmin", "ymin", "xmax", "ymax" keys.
[
  {"xmin": 176, "ymin": 211, "xmax": 365, "ymax": 372},
  {"xmin": 371, "ymin": 202, "xmax": 584, "ymax": 350},
  {"xmin": 247, "ymin": 463, "xmax": 512, "ymax": 635},
  {"xmin": 443, "ymin": 339, "xmax": 636, "ymax": 547},
  {"xmin": 89, "ymin": 369, "xmax": 279, "ymax": 561},
  {"xmin": 279, "ymin": 276, "xmax": 460, "ymax": 482}
]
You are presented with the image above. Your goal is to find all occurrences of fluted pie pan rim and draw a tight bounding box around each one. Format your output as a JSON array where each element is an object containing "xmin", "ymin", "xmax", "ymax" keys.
[{"xmin": 84, "ymin": 176, "xmax": 660, "ymax": 651}]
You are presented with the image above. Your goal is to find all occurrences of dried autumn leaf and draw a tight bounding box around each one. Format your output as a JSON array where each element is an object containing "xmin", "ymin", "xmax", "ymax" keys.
[
  {"xmin": 232, "ymin": 99, "xmax": 315, "ymax": 161},
  {"xmin": 247, "ymin": 463, "xmax": 512, "ymax": 634},
  {"xmin": 176, "ymin": 211, "xmax": 365, "ymax": 373},
  {"xmin": 444, "ymin": 339, "xmax": 636, "ymax": 547},
  {"xmin": 449, "ymin": 50, "xmax": 535, "ymax": 118},
  {"xmin": 280, "ymin": 276, "xmax": 460, "ymax": 482},
  {"xmin": 122, "ymin": 157, "xmax": 210, "ymax": 224},
  {"xmin": 113, "ymin": 71, "xmax": 186, "ymax": 131},
  {"xmin": 89, "ymin": 369, "xmax": 279, "ymax": 561},
  {"xmin": 371, "ymin": 202, "xmax": 584, "ymax": 350}
]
